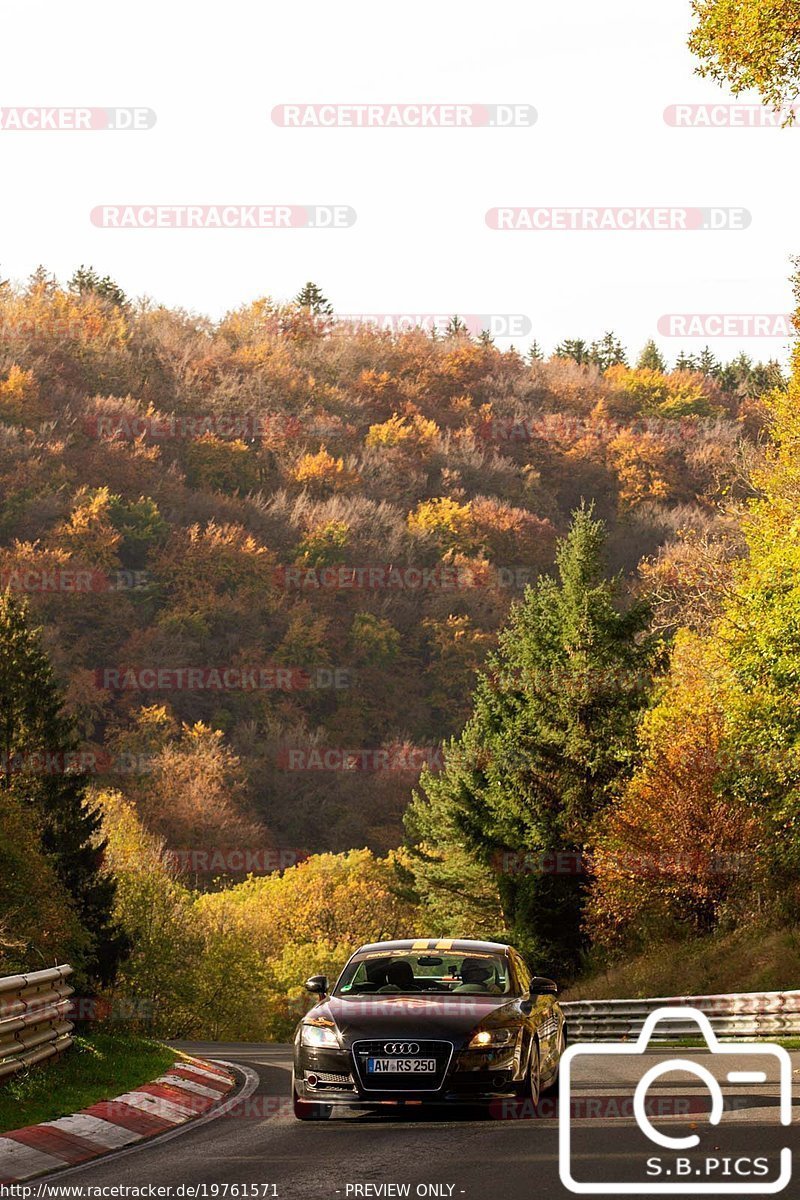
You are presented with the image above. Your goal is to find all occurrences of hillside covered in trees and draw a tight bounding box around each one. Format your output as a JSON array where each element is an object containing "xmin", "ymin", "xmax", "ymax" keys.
[
  {"xmin": 3, "ymin": 0, "xmax": 800, "ymax": 1046},
  {"xmin": 0, "ymin": 270, "xmax": 783, "ymax": 860},
  {"xmin": 2, "ymin": 260, "xmax": 799, "ymax": 1035}
]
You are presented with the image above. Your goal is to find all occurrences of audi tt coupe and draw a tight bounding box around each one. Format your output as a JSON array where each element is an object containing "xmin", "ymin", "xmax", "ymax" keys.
[{"xmin": 292, "ymin": 938, "xmax": 566, "ymax": 1119}]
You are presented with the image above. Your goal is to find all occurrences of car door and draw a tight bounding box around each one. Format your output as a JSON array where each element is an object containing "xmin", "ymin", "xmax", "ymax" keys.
[{"xmin": 513, "ymin": 950, "xmax": 559, "ymax": 1078}]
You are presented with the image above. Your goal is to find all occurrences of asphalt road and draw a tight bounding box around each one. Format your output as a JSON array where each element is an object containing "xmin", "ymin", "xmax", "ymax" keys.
[{"xmin": 33, "ymin": 1043, "xmax": 800, "ymax": 1200}]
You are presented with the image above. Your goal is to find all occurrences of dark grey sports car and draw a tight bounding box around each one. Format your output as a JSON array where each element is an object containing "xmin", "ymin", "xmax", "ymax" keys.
[{"xmin": 292, "ymin": 938, "xmax": 566, "ymax": 1119}]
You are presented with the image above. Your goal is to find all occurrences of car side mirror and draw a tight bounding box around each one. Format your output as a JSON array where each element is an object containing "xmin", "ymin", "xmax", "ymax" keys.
[
  {"xmin": 305, "ymin": 975, "xmax": 329, "ymax": 995},
  {"xmin": 529, "ymin": 976, "xmax": 558, "ymax": 996}
]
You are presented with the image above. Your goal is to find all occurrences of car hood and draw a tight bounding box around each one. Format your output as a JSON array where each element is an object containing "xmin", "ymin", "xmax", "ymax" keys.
[{"xmin": 310, "ymin": 994, "xmax": 521, "ymax": 1042}]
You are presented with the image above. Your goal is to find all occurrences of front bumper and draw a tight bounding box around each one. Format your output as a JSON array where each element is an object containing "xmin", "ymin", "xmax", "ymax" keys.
[{"xmin": 295, "ymin": 1042, "xmax": 524, "ymax": 1107}]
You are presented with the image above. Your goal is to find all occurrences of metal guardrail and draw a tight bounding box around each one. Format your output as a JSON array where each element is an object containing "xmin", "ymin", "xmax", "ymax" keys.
[
  {"xmin": 1, "ymin": 966, "xmax": 794, "ymax": 1081},
  {"xmin": 561, "ymin": 989, "xmax": 800, "ymax": 1042},
  {"xmin": 0, "ymin": 965, "xmax": 75, "ymax": 1080}
]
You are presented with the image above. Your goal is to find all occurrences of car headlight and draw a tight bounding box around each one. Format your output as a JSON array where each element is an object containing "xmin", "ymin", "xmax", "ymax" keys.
[
  {"xmin": 467, "ymin": 1027, "xmax": 518, "ymax": 1049},
  {"xmin": 301, "ymin": 1023, "xmax": 339, "ymax": 1048}
]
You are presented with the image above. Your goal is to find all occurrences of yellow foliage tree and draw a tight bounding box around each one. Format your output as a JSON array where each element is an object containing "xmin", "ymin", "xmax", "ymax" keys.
[
  {"xmin": 291, "ymin": 446, "xmax": 359, "ymax": 493},
  {"xmin": 407, "ymin": 496, "xmax": 475, "ymax": 554},
  {"xmin": 153, "ymin": 522, "xmax": 275, "ymax": 605},
  {"xmin": 606, "ymin": 365, "xmax": 715, "ymax": 418},
  {"xmin": 608, "ymin": 429, "xmax": 676, "ymax": 508},
  {"xmin": 365, "ymin": 412, "xmax": 439, "ymax": 450},
  {"xmin": 51, "ymin": 487, "xmax": 123, "ymax": 568},
  {"xmin": 0, "ymin": 365, "xmax": 42, "ymax": 425},
  {"xmin": 196, "ymin": 849, "xmax": 420, "ymax": 1036},
  {"xmin": 0, "ymin": 792, "xmax": 89, "ymax": 974},
  {"xmin": 199, "ymin": 849, "xmax": 416, "ymax": 960},
  {"xmin": 184, "ymin": 434, "xmax": 259, "ymax": 495},
  {"xmin": 97, "ymin": 790, "xmax": 269, "ymax": 1038}
]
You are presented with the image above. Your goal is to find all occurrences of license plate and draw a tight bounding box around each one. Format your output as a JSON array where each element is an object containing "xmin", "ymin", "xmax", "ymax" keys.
[{"xmin": 367, "ymin": 1057, "xmax": 437, "ymax": 1073}]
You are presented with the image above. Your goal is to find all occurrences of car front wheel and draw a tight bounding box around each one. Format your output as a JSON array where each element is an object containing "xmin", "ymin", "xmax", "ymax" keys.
[
  {"xmin": 524, "ymin": 1039, "xmax": 541, "ymax": 1110},
  {"xmin": 498, "ymin": 1039, "xmax": 540, "ymax": 1119},
  {"xmin": 542, "ymin": 1025, "xmax": 566, "ymax": 1096}
]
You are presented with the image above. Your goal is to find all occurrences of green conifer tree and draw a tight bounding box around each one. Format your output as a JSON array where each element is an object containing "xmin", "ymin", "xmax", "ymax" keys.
[{"xmin": 405, "ymin": 507, "xmax": 657, "ymax": 975}]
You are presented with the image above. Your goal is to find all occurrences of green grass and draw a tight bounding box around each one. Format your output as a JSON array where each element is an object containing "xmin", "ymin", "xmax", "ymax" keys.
[
  {"xmin": 0, "ymin": 1032, "xmax": 176, "ymax": 1134},
  {"xmin": 565, "ymin": 925, "xmax": 800, "ymax": 1002},
  {"xmin": 631, "ymin": 1038, "xmax": 800, "ymax": 1049}
]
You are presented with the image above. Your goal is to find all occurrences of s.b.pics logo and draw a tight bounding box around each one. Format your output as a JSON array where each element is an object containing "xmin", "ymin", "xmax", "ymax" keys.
[{"xmin": 559, "ymin": 1007, "xmax": 792, "ymax": 1194}]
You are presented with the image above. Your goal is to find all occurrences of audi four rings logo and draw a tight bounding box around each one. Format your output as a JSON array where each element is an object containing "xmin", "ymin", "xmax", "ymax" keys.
[{"xmin": 384, "ymin": 1042, "xmax": 420, "ymax": 1054}]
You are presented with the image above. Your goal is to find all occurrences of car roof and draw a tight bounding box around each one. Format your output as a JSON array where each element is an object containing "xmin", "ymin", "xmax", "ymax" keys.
[{"xmin": 353, "ymin": 938, "xmax": 511, "ymax": 956}]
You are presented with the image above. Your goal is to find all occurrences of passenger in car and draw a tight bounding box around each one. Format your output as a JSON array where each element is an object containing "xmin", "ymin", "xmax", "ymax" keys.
[{"xmin": 452, "ymin": 958, "xmax": 502, "ymax": 994}]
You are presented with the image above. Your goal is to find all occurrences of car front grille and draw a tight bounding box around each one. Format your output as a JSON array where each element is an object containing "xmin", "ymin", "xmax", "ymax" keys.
[{"xmin": 351, "ymin": 1039, "xmax": 454, "ymax": 1092}]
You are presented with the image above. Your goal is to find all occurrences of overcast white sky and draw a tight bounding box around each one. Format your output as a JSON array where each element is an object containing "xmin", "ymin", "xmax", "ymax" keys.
[{"xmin": 1, "ymin": 0, "xmax": 798, "ymax": 363}]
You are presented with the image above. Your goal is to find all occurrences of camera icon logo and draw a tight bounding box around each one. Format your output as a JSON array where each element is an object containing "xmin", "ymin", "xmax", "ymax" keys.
[{"xmin": 558, "ymin": 1006, "xmax": 792, "ymax": 1194}]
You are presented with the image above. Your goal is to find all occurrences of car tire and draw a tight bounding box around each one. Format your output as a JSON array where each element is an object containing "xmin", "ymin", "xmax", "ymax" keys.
[
  {"xmin": 542, "ymin": 1025, "xmax": 566, "ymax": 1097},
  {"xmin": 292, "ymin": 1072, "xmax": 333, "ymax": 1121},
  {"xmin": 500, "ymin": 1038, "xmax": 540, "ymax": 1120},
  {"xmin": 525, "ymin": 1038, "xmax": 541, "ymax": 1112}
]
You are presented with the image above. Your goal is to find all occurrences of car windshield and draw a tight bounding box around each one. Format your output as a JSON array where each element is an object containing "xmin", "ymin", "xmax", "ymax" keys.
[{"xmin": 334, "ymin": 951, "xmax": 511, "ymax": 996}]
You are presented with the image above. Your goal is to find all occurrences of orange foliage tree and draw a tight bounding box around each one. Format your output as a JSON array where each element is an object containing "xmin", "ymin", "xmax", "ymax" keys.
[{"xmin": 588, "ymin": 633, "xmax": 767, "ymax": 950}]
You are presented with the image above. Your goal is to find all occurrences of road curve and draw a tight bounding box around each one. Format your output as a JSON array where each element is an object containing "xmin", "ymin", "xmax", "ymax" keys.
[{"xmin": 35, "ymin": 1042, "xmax": 799, "ymax": 1200}]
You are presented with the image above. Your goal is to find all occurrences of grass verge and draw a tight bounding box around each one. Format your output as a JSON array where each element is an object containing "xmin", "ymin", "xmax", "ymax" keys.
[
  {"xmin": 565, "ymin": 925, "xmax": 800, "ymax": 1001},
  {"xmin": 0, "ymin": 1031, "xmax": 176, "ymax": 1134},
  {"xmin": 643, "ymin": 1038, "xmax": 800, "ymax": 1049}
]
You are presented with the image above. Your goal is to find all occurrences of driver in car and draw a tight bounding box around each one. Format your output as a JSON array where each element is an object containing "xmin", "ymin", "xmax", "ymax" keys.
[{"xmin": 378, "ymin": 960, "xmax": 420, "ymax": 992}]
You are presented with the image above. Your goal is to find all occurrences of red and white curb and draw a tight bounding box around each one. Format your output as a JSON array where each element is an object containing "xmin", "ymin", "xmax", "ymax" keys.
[{"xmin": 0, "ymin": 1056, "xmax": 236, "ymax": 1184}]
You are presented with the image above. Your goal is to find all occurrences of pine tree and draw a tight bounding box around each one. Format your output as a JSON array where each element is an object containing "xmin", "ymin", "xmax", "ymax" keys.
[
  {"xmin": 748, "ymin": 359, "xmax": 787, "ymax": 397},
  {"xmin": 445, "ymin": 315, "xmax": 469, "ymax": 337},
  {"xmin": 717, "ymin": 352, "xmax": 753, "ymax": 396},
  {"xmin": 697, "ymin": 346, "xmax": 721, "ymax": 377},
  {"xmin": 68, "ymin": 265, "xmax": 128, "ymax": 308},
  {"xmin": 0, "ymin": 593, "xmax": 126, "ymax": 982},
  {"xmin": 26, "ymin": 266, "xmax": 57, "ymax": 297},
  {"xmin": 528, "ymin": 340, "xmax": 544, "ymax": 362},
  {"xmin": 405, "ymin": 506, "xmax": 657, "ymax": 975},
  {"xmin": 554, "ymin": 338, "xmax": 591, "ymax": 365},
  {"xmin": 636, "ymin": 339, "xmax": 667, "ymax": 372},
  {"xmin": 674, "ymin": 350, "xmax": 699, "ymax": 372},
  {"xmin": 294, "ymin": 282, "xmax": 333, "ymax": 315},
  {"xmin": 588, "ymin": 331, "xmax": 628, "ymax": 371}
]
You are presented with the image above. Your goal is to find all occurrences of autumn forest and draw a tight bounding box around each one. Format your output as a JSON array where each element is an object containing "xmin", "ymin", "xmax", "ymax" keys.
[{"xmin": 0, "ymin": 258, "xmax": 798, "ymax": 1035}]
